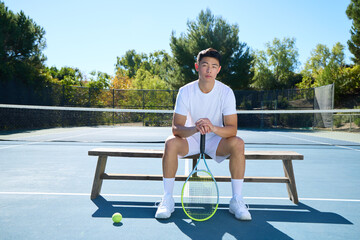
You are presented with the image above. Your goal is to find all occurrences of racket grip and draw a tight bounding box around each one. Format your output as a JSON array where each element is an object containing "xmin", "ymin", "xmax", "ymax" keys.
[{"xmin": 200, "ymin": 134, "xmax": 205, "ymax": 154}]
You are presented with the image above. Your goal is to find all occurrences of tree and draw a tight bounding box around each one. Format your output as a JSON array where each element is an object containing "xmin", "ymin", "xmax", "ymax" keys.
[
  {"xmin": 133, "ymin": 68, "xmax": 167, "ymax": 90},
  {"xmin": 295, "ymin": 42, "xmax": 359, "ymax": 97},
  {"xmin": 346, "ymin": 0, "xmax": 360, "ymax": 64},
  {"xmin": 252, "ymin": 38, "xmax": 300, "ymax": 90},
  {"xmin": 169, "ymin": 9, "xmax": 253, "ymax": 90},
  {"xmin": 45, "ymin": 66, "xmax": 84, "ymax": 86},
  {"xmin": 147, "ymin": 50, "xmax": 173, "ymax": 85},
  {"xmin": 251, "ymin": 50, "xmax": 277, "ymax": 90},
  {"xmin": 297, "ymin": 43, "xmax": 345, "ymax": 89},
  {"xmin": 111, "ymin": 72, "xmax": 132, "ymax": 90},
  {"xmin": 115, "ymin": 49, "xmax": 172, "ymax": 89},
  {"xmin": 0, "ymin": 2, "xmax": 47, "ymax": 84},
  {"xmin": 87, "ymin": 71, "xmax": 111, "ymax": 89},
  {"xmin": 115, "ymin": 50, "xmax": 147, "ymax": 78},
  {"xmin": 338, "ymin": 65, "xmax": 360, "ymax": 94}
]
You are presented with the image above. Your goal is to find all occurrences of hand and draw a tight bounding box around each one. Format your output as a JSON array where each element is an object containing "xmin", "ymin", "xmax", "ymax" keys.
[{"xmin": 195, "ymin": 118, "xmax": 215, "ymax": 135}]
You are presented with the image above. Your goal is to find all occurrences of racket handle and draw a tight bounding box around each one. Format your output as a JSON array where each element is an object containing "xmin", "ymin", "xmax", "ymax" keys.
[{"xmin": 200, "ymin": 134, "xmax": 205, "ymax": 154}]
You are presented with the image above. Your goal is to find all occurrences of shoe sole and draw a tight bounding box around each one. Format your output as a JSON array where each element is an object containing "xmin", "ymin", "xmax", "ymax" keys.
[
  {"xmin": 155, "ymin": 208, "xmax": 175, "ymax": 219},
  {"xmin": 229, "ymin": 208, "xmax": 252, "ymax": 221}
]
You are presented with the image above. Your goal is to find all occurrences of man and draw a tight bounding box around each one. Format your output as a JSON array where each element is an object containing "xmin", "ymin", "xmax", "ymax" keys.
[{"xmin": 155, "ymin": 48, "xmax": 251, "ymax": 221}]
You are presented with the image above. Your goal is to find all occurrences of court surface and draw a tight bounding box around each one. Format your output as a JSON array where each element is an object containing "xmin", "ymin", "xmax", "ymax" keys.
[{"xmin": 0, "ymin": 126, "xmax": 359, "ymax": 239}]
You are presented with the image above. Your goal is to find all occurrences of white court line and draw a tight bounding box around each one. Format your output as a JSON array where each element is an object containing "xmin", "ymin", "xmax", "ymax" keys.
[
  {"xmin": 1, "ymin": 191, "xmax": 360, "ymax": 202},
  {"xmin": 266, "ymin": 131, "xmax": 360, "ymax": 152}
]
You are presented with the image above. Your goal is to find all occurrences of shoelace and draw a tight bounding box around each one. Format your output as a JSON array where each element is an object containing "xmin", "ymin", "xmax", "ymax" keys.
[
  {"xmin": 154, "ymin": 200, "xmax": 161, "ymax": 207},
  {"xmin": 235, "ymin": 198, "xmax": 250, "ymax": 210},
  {"xmin": 154, "ymin": 197, "xmax": 169, "ymax": 207}
]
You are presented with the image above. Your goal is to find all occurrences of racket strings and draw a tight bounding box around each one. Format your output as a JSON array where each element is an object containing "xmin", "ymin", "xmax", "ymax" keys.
[{"xmin": 182, "ymin": 172, "xmax": 218, "ymax": 219}]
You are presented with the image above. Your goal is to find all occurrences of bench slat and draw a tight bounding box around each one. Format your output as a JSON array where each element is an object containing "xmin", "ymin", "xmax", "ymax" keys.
[
  {"xmin": 89, "ymin": 148, "xmax": 303, "ymax": 160},
  {"xmin": 102, "ymin": 173, "xmax": 290, "ymax": 183},
  {"xmin": 89, "ymin": 148, "xmax": 303, "ymax": 204}
]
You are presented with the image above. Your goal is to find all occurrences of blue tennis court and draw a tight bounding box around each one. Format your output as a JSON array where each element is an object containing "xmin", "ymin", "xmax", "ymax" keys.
[{"xmin": 0, "ymin": 126, "xmax": 359, "ymax": 239}]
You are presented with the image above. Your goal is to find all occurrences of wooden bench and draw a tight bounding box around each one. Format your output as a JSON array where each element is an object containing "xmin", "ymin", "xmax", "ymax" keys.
[{"xmin": 88, "ymin": 148, "xmax": 304, "ymax": 204}]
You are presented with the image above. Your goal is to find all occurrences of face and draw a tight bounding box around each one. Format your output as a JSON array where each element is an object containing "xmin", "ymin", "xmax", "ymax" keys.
[{"xmin": 195, "ymin": 57, "xmax": 221, "ymax": 82}]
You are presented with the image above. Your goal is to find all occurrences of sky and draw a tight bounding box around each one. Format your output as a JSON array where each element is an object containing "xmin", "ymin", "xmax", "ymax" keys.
[{"xmin": 4, "ymin": 0, "xmax": 353, "ymax": 77}]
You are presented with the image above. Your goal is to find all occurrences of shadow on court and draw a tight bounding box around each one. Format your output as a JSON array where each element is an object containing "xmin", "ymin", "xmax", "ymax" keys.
[{"xmin": 92, "ymin": 196, "xmax": 352, "ymax": 239}]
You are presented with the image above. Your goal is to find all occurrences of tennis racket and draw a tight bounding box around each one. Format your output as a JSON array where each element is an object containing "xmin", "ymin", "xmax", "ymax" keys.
[{"xmin": 181, "ymin": 134, "xmax": 219, "ymax": 221}]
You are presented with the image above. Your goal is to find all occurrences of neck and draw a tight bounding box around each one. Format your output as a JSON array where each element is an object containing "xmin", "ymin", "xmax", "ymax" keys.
[
  {"xmin": 198, "ymin": 79, "xmax": 215, "ymax": 93},
  {"xmin": 199, "ymin": 80, "xmax": 215, "ymax": 93}
]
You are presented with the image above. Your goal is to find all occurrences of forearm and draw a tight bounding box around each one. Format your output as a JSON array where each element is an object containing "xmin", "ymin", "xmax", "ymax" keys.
[
  {"xmin": 213, "ymin": 125, "xmax": 237, "ymax": 138},
  {"xmin": 172, "ymin": 125, "xmax": 198, "ymax": 138}
]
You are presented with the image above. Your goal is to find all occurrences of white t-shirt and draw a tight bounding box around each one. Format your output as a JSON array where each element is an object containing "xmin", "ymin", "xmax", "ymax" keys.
[{"xmin": 174, "ymin": 79, "xmax": 237, "ymax": 140}]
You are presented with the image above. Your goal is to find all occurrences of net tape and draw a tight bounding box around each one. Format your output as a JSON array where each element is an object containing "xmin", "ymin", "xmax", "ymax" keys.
[{"xmin": 1, "ymin": 104, "xmax": 359, "ymax": 114}]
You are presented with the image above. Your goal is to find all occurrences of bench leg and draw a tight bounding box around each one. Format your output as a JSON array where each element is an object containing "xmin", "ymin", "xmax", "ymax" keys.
[
  {"xmin": 91, "ymin": 156, "xmax": 108, "ymax": 199},
  {"xmin": 192, "ymin": 158, "xmax": 198, "ymax": 176},
  {"xmin": 282, "ymin": 160, "xmax": 299, "ymax": 204}
]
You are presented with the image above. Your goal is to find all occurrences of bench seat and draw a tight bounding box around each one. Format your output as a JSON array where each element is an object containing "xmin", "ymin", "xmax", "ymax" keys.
[{"xmin": 88, "ymin": 148, "xmax": 303, "ymax": 204}]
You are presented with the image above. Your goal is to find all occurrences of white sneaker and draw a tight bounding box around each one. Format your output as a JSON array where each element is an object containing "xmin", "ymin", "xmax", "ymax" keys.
[
  {"xmin": 229, "ymin": 195, "xmax": 252, "ymax": 221},
  {"xmin": 155, "ymin": 195, "xmax": 175, "ymax": 219}
]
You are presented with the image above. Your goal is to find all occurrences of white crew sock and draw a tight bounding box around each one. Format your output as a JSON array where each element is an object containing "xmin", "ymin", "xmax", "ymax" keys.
[
  {"xmin": 163, "ymin": 177, "xmax": 175, "ymax": 197},
  {"xmin": 231, "ymin": 179, "xmax": 244, "ymax": 198}
]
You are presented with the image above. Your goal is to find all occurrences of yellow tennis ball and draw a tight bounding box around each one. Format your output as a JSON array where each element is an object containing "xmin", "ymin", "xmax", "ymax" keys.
[{"xmin": 112, "ymin": 212, "xmax": 122, "ymax": 223}]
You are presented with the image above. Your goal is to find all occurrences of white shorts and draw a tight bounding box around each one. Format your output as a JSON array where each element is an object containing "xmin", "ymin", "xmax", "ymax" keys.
[{"xmin": 180, "ymin": 134, "xmax": 230, "ymax": 163}]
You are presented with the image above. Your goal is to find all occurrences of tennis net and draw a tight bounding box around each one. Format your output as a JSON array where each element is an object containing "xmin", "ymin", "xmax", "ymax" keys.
[
  {"xmin": 0, "ymin": 104, "xmax": 359, "ymax": 145},
  {"xmin": 1, "ymin": 104, "xmax": 360, "ymax": 131}
]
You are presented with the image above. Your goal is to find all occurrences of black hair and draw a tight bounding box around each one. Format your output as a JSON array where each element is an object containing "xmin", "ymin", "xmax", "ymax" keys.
[{"xmin": 196, "ymin": 48, "xmax": 221, "ymax": 65}]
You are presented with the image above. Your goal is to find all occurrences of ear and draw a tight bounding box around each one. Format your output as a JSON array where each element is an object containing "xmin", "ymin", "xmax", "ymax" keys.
[
  {"xmin": 217, "ymin": 66, "xmax": 222, "ymax": 73},
  {"xmin": 195, "ymin": 63, "xmax": 199, "ymax": 72}
]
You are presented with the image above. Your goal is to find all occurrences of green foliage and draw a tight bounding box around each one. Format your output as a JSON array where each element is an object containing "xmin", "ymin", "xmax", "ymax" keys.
[
  {"xmin": 346, "ymin": 0, "xmax": 360, "ymax": 64},
  {"xmin": 277, "ymin": 96, "xmax": 290, "ymax": 109},
  {"xmin": 87, "ymin": 71, "xmax": 111, "ymax": 89},
  {"xmin": 296, "ymin": 42, "xmax": 360, "ymax": 97},
  {"xmin": 354, "ymin": 116, "xmax": 360, "ymax": 127},
  {"xmin": 252, "ymin": 38, "xmax": 300, "ymax": 90},
  {"xmin": 309, "ymin": 43, "xmax": 344, "ymax": 87},
  {"xmin": 45, "ymin": 66, "xmax": 85, "ymax": 86},
  {"xmin": 337, "ymin": 65, "xmax": 360, "ymax": 94},
  {"xmin": 115, "ymin": 50, "xmax": 146, "ymax": 78},
  {"xmin": 252, "ymin": 50, "xmax": 277, "ymax": 89},
  {"xmin": 279, "ymin": 113, "xmax": 313, "ymax": 128},
  {"xmin": 169, "ymin": 8, "xmax": 253, "ymax": 90},
  {"xmin": 0, "ymin": 2, "xmax": 47, "ymax": 85},
  {"xmin": 133, "ymin": 69, "xmax": 168, "ymax": 90},
  {"xmin": 115, "ymin": 49, "xmax": 172, "ymax": 90}
]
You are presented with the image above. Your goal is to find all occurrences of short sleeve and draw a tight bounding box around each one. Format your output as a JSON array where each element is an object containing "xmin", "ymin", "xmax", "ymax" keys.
[
  {"xmin": 174, "ymin": 88, "xmax": 188, "ymax": 116},
  {"xmin": 222, "ymin": 88, "xmax": 237, "ymax": 116}
]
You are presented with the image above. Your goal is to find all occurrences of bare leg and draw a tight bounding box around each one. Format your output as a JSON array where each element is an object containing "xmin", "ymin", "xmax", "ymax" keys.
[
  {"xmin": 216, "ymin": 136, "xmax": 251, "ymax": 220},
  {"xmin": 162, "ymin": 135, "xmax": 189, "ymax": 178},
  {"xmin": 156, "ymin": 135, "xmax": 188, "ymax": 219},
  {"xmin": 216, "ymin": 136, "xmax": 245, "ymax": 179}
]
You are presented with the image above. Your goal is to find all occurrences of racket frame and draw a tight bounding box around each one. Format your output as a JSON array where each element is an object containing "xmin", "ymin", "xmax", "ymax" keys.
[{"xmin": 181, "ymin": 135, "xmax": 219, "ymax": 221}]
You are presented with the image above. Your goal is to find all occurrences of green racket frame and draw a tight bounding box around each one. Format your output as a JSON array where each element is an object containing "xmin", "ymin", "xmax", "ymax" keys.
[{"xmin": 181, "ymin": 134, "xmax": 219, "ymax": 221}]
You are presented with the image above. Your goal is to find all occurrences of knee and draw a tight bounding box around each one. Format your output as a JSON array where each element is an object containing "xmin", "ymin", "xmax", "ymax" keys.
[
  {"xmin": 228, "ymin": 136, "xmax": 245, "ymax": 153},
  {"xmin": 164, "ymin": 136, "xmax": 181, "ymax": 153}
]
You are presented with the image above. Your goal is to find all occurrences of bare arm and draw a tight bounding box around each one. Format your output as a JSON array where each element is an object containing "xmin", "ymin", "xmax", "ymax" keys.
[
  {"xmin": 172, "ymin": 113, "xmax": 198, "ymax": 138},
  {"xmin": 196, "ymin": 114, "xmax": 237, "ymax": 138},
  {"xmin": 172, "ymin": 113, "xmax": 238, "ymax": 139}
]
